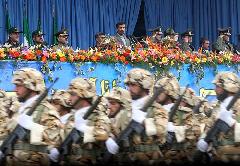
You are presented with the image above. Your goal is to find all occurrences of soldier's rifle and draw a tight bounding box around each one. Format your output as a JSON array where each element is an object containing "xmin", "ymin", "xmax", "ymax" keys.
[
  {"xmin": 103, "ymin": 85, "xmax": 166, "ymax": 162},
  {"xmin": 0, "ymin": 77, "xmax": 59, "ymax": 164},
  {"xmin": 57, "ymin": 95, "xmax": 102, "ymax": 161},
  {"xmin": 165, "ymin": 84, "xmax": 189, "ymax": 145},
  {"xmin": 193, "ymin": 88, "xmax": 240, "ymax": 162}
]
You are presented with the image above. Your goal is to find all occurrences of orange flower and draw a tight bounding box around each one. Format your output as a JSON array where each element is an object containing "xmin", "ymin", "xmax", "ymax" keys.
[
  {"xmin": 105, "ymin": 50, "xmax": 112, "ymax": 56},
  {"xmin": 36, "ymin": 50, "xmax": 42, "ymax": 55},
  {"xmin": 91, "ymin": 56, "xmax": 98, "ymax": 62},
  {"xmin": 41, "ymin": 56, "xmax": 47, "ymax": 63},
  {"xmin": 51, "ymin": 53, "xmax": 57, "ymax": 60},
  {"xmin": 60, "ymin": 57, "xmax": 66, "ymax": 62},
  {"xmin": 120, "ymin": 56, "xmax": 126, "ymax": 62}
]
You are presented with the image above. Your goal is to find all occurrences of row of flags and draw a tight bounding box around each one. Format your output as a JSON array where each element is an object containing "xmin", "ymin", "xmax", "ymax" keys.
[{"xmin": 4, "ymin": 0, "xmax": 58, "ymax": 46}]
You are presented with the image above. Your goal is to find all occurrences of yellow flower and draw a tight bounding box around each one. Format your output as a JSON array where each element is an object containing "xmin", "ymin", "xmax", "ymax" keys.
[
  {"xmin": 170, "ymin": 60, "xmax": 175, "ymax": 66},
  {"xmin": 195, "ymin": 57, "xmax": 201, "ymax": 63},
  {"xmin": 162, "ymin": 57, "xmax": 168, "ymax": 64},
  {"xmin": 201, "ymin": 57, "xmax": 207, "ymax": 63},
  {"xmin": 0, "ymin": 48, "xmax": 6, "ymax": 58},
  {"xmin": 56, "ymin": 50, "xmax": 65, "ymax": 58}
]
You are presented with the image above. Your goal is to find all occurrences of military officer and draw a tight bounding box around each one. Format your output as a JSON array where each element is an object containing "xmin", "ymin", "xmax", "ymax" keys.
[
  {"xmin": 180, "ymin": 29, "xmax": 195, "ymax": 52},
  {"xmin": 148, "ymin": 26, "xmax": 163, "ymax": 44},
  {"xmin": 162, "ymin": 28, "xmax": 179, "ymax": 49},
  {"xmin": 52, "ymin": 28, "xmax": 70, "ymax": 50},
  {"xmin": 212, "ymin": 27, "xmax": 234, "ymax": 53},
  {"xmin": 31, "ymin": 30, "xmax": 48, "ymax": 49},
  {"xmin": 3, "ymin": 27, "xmax": 23, "ymax": 48}
]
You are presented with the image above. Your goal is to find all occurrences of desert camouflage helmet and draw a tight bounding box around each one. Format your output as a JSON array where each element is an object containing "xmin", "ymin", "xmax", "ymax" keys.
[
  {"xmin": 105, "ymin": 87, "xmax": 132, "ymax": 110},
  {"xmin": 12, "ymin": 68, "xmax": 45, "ymax": 93},
  {"xmin": 212, "ymin": 71, "xmax": 240, "ymax": 93},
  {"xmin": 180, "ymin": 87, "xmax": 196, "ymax": 106},
  {"xmin": 67, "ymin": 77, "xmax": 96, "ymax": 98},
  {"xmin": 50, "ymin": 89, "xmax": 71, "ymax": 108},
  {"xmin": 0, "ymin": 90, "xmax": 20, "ymax": 114},
  {"xmin": 124, "ymin": 68, "xmax": 154, "ymax": 90},
  {"xmin": 155, "ymin": 73, "xmax": 180, "ymax": 99}
]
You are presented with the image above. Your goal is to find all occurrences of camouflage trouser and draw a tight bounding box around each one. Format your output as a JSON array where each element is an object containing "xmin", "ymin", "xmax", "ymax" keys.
[
  {"xmin": 214, "ymin": 145, "xmax": 240, "ymax": 163},
  {"xmin": 125, "ymin": 144, "xmax": 163, "ymax": 165},
  {"xmin": 161, "ymin": 144, "xmax": 194, "ymax": 164},
  {"xmin": 63, "ymin": 147, "xmax": 102, "ymax": 166},
  {"xmin": 6, "ymin": 150, "xmax": 49, "ymax": 166}
]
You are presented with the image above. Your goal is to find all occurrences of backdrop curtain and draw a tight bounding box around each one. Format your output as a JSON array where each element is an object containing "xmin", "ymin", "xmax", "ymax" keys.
[
  {"xmin": 144, "ymin": 0, "xmax": 240, "ymax": 49},
  {"xmin": 0, "ymin": 0, "xmax": 141, "ymax": 49}
]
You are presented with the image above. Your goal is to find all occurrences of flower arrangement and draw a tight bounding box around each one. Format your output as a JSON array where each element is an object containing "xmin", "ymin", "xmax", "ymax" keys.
[{"xmin": 0, "ymin": 41, "xmax": 239, "ymax": 79}]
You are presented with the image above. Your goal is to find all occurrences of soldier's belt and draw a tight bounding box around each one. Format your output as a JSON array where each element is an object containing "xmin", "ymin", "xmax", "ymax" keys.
[
  {"xmin": 217, "ymin": 139, "xmax": 235, "ymax": 146},
  {"xmin": 71, "ymin": 147, "xmax": 101, "ymax": 156},
  {"xmin": 13, "ymin": 143, "xmax": 48, "ymax": 153},
  {"xmin": 217, "ymin": 145, "xmax": 240, "ymax": 155},
  {"xmin": 130, "ymin": 144, "xmax": 159, "ymax": 152}
]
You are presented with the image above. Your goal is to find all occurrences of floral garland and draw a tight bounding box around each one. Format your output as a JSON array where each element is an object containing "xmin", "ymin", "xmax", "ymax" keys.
[{"xmin": 0, "ymin": 41, "xmax": 240, "ymax": 83}]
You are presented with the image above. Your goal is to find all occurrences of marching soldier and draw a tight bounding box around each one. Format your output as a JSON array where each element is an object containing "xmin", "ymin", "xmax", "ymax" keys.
[
  {"xmin": 105, "ymin": 87, "xmax": 132, "ymax": 165},
  {"xmin": 155, "ymin": 74, "xmax": 180, "ymax": 112},
  {"xmin": 3, "ymin": 27, "xmax": 23, "ymax": 48},
  {"xmin": 31, "ymin": 30, "xmax": 48, "ymax": 49},
  {"xmin": 1, "ymin": 68, "xmax": 62, "ymax": 166},
  {"xmin": 61, "ymin": 78, "xmax": 111, "ymax": 165},
  {"xmin": 212, "ymin": 27, "xmax": 234, "ymax": 53},
  {"xmin": 48, "ymin": 89, "xmax": 72, "ymax": 125},
  {"xmin": 124, "ymin": 68, "xmax": 168, "ymax": 165},
  {"xmin": 52, "ymin": 28, "xmax": 70, "ymax": 50},
  {"xmin": 195, "ymin": 72, "xmax": 240, "ymax": 163}
]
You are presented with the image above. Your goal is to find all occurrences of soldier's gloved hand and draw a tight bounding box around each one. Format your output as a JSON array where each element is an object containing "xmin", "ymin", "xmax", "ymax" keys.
[
  {"xmin": 74, "ymin": 117, "xmax": 88, "ymax": 133},
  {"xmin": 105, "ymin": 137, "xmax": 119, "ymax": 154},
  {"xmin": 167, "ymin": 122, "xmax": 175, "ymax": 132},
  {"xmin": 218, "ymin": 105, "xmax": 236, "ymax": 127},
  {"xmin": 197, "ymin": 139, "xmax": 208, "ymax": 152},
  {"xmin": 18, "ymin": 114, "xmax": 34, "ymax": 130},
  {"xmin": 0, "ymin": 150, "xmax": 4, "ymax": 160},
  {"xmin": 132, "ymin": 109, "xmax": 147, "ymax": 124},
  {"xmin": 48, "ymin": 148, "xmax": 59, "ymax": 162}
]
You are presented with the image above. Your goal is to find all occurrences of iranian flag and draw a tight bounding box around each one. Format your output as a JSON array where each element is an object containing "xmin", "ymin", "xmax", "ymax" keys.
[{"xmin": 23, "ymin": 15, "xmax": 31, "ymax": 47}]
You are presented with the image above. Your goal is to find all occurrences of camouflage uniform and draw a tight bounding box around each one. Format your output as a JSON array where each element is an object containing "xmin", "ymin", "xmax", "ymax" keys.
[
  {"xmin": 63, "ymin": 78, "xmax": 110, "ymax": 165},
  {"xmin": 212, "ymin": 36, "xmax": 234, "ymax": 53},
  {"xmin": 3, "ymin": 27, "xmax": 23, "ymax": 49},
  {"xmin": 48, "ymin": 89, "xmax": 72, "ymax": 125},
  {"xmin": 52, "ymin": 29, "xmax": 70, "ymax": 51},
  {"xmin": 6, "ymin": 68, "xmax": 62, "ymax": 166},
  {"xmin": 105, "ymin": 87, "xmax": 132, "ymax": 164},
  {"xmin": 198, "ymin": 72, "xmax": 240, "ymax": 163},
  {"xmin": 162, "ymin": 28, "xmax": 179, "ymax": 49},
  {"xmin": 124, "ymin": 68, "xmax": 168, "ymax": 165},
  {"xmin": 0, "ymin": 90, "xmax": 20, "ymax": 146}
]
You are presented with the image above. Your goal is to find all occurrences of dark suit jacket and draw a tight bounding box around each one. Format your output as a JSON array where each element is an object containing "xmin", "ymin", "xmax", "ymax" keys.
[{"xmin": 114, "ymin": 33, "xmax": 131, "ymax": 47}]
